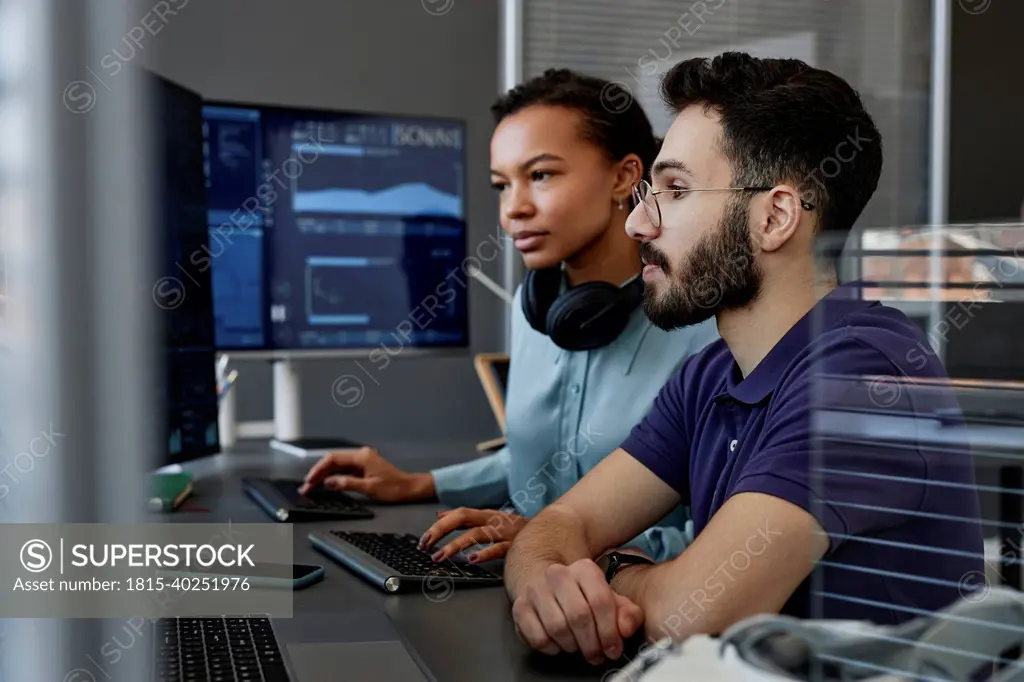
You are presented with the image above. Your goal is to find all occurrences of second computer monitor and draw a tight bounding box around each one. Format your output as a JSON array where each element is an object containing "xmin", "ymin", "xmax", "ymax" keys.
[
  {"xmin": 202, "ymin": 102, "xmax": 469, "ymax": 353},
  {"xmin": 150, "ymin": 70, "xmax": 220, "ymax": 466}
]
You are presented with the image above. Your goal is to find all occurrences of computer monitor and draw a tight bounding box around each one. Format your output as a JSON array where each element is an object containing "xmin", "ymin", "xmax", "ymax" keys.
[
  {"xmin": 150, "ymin": 70, "xmax": 220, "ymax": 465},
  {"xmin": 944, "ymin": 301, "xmax": 1024, "ymax": 383},
  {"xmin": 200, "ymin": 102, "xmax": 469, "ymax": 355}
]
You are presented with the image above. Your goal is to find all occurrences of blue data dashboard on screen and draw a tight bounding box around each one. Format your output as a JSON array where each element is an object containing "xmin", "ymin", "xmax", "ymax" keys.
[{"xmin": 202, "ymin": 103, "xmax": 468, "ymax": 351}]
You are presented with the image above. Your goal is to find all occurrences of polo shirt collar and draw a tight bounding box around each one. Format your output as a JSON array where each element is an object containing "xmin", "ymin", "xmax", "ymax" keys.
[{"xmin": 724, "ymin": 282, "xmax": 879, "ymax": 405}]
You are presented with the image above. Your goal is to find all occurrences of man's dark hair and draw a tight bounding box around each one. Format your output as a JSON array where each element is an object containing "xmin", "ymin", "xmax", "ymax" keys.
[
  {"xmin": 660, "ymin": 52, "xmax": 883, "ymax": 261},
  {"xmin": 492, "ymin": 68, "xmax": 659, "ymax": 174}
]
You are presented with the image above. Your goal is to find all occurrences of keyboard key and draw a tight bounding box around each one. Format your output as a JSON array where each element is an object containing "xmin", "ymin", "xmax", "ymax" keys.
[
  {"xmin": 262, "ymin": 666, "xmax": 290, "ymax": 681},
  {"xmin": 154, "ymin": 616, "xmax": 284, "ymax": 682},
  {"xmin": 325, "ymin": 530, "xmax": 503, "ymax": 589}
]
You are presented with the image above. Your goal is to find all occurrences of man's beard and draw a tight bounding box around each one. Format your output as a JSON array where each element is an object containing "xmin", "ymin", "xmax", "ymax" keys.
[{"xmin": 641, "ymin": 197, "xmax": 763, "ymax": 330}]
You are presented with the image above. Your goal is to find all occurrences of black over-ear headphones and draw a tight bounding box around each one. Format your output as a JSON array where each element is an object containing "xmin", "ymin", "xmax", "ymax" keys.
[{"xmin": 521, "ymin": 267, "xmax": 644, "ymax": 351}]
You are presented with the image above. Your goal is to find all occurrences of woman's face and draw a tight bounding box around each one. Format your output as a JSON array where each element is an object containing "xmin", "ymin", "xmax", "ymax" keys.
[{"xmin": 490, "ymin": 105, "xmax": 626, "ymax": 270}]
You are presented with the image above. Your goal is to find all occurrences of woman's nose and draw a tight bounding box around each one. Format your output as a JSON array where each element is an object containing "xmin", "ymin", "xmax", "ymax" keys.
[{"xmin": 503, "ymin": 185, "xmax": 535, "ymax": 220}]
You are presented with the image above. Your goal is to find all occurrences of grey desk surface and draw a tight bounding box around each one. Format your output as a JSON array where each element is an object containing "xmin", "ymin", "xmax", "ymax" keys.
[{"xmin": 166, "ymin": 439, "xmax": 623, "ymax": 682}]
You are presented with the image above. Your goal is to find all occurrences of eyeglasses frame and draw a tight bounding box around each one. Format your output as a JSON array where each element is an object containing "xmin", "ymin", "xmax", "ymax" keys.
[{"xmin": 631, "ymin": 178, "xmax": 816, "ymax": 229}]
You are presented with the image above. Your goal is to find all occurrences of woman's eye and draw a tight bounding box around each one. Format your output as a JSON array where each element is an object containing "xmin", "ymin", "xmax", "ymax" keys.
[
  {"xmin": 530, "ymin": 170, "xmax": 553, "ymax": 182},
  {"xmin": 491, "ymin": 181, "xmax": 507, "ymax": 191}
]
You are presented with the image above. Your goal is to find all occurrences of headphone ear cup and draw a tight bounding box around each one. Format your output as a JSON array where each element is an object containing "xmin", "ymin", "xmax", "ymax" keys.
[
  {"xmin": 546, "ymin": 281, "xmax": 634, "ymax": 351},
  {"xmin": 521, "ymin": 267, "xmax": 562, "ymax": 334}
]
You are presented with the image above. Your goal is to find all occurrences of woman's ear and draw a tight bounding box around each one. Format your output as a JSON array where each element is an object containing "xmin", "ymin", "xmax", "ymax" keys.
[{"xmin": 614, "ymin": 154, "xmax": 644, "ymax": 197}]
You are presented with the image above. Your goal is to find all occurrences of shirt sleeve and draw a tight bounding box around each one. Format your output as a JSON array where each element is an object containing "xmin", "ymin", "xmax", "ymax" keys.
[
  {"xmin": 430, "ymin": 446, "xmax": 511, "ymax": 509},
  {"xmin": 729, "ymin": 337, "xmax": 928, "ymax": 553},
  {"xmin": 619, "ymin": 368, "xmax": 691, "ymax": 498},
  {"xmin": 621, "ymin": 521, "xmax": 695, "ymax": 562}
]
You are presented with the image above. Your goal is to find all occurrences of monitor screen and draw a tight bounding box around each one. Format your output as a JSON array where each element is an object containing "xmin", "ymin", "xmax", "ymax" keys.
[
  {"xmin": 944, "ymin": 301, "xmax": 1024, "ymax": 382},
  {"xmin": 151, "ymin": 71, "xmax": 220, "ymax": 465},
  {"xmin": 201, "ymin": 103, "xmax": 469, "ymax": 352},
  {"xmin": 201, "ymin": 106, "xmax": 267, "ymax": 350}
]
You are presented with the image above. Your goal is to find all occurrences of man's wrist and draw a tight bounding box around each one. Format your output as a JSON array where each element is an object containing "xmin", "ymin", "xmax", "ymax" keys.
[
  {"xmin": 506, "ymin": 561, "xmax": 557, "ymax": 603},
  {"xmin": 599, "ymin": 550, "xmax": 655, "ymax": 583},
  {"xmin": 608, "ymin": 558, "xmax": 655, "ymax": 615},
  {"xmin": 609, "ymin": 561, "xmax": 652, "ymax": 591}
]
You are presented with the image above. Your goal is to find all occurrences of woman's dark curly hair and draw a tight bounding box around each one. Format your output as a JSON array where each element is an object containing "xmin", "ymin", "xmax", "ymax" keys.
[{"xmin": 491, "ymin": 68, "xmax": 659, "ymax": 174}]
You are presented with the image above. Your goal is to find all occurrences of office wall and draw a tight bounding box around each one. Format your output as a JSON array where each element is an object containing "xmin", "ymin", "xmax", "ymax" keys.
[
  {"xmin": 949, "ymin": 1, "xmax": 1024, "ymax": 223},
  {"xmin": 141, "ymin": 0, "xmax": 503, "ymax": 444}
]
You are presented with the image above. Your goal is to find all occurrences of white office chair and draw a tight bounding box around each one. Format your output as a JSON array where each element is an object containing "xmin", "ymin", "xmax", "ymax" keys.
[{"xmin": 611, "ymin": 587, "xmax": 1024, "ymax": 682}]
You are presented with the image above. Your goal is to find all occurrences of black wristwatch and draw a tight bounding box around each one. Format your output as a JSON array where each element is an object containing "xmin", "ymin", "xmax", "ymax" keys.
[{"xmin": 600, "ymin": 551, "xmax": 654, "ymax": 583}]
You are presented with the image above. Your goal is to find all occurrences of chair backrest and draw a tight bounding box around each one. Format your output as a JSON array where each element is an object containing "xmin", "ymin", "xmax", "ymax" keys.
[{"xmin": 473, "ymin": 353, "xmax": 509, "ymax": 433}]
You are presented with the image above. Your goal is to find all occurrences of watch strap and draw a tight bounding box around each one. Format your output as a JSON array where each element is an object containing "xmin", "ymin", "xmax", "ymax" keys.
[{"xmin": 604, "ymin": 552, "xmax": 654, "ymax": 583}]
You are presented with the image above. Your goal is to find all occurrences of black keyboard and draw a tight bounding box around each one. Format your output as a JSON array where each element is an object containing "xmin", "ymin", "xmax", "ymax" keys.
[
  {"xmin": 242, "ymin": 477, "xmax": 374, "ymax": 522},
  {"xmin": 268, "ymin": 479, "xmax": 367, "ymax": 513},
  {"xmin": 153, "ymin": 616, "xmax": 288, "ymax": 682},
  {"xmin": 309, "ymin": 530, "xmax": 503, "ymax": 593}
]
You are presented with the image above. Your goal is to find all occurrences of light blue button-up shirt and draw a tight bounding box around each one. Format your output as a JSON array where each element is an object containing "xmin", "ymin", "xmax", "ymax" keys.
[{"xmin": 431, "ymin": 284, "xmax": 719, "ymax": 561}]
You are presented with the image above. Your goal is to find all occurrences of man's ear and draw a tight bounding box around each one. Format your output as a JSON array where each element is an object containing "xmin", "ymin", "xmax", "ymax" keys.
[{"xmin": 757, "ymin": 185, "xmax": 803, "ymax": 253}]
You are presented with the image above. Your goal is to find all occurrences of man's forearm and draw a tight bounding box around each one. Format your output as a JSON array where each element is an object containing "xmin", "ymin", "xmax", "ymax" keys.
[
  {"xmin": 611, "ymin": 558, "xmax": 760, "ymax": 641},
  {"xmin": 504, "ymin": 505, "xmax": 593, "ymax": 601},
  {"xmin": 609, "ymin": 507, "xmax": 811, "ymax": 642},
  {"xmin": 609, "ymin": 562, "xmax": 675, "ymax": 639}
]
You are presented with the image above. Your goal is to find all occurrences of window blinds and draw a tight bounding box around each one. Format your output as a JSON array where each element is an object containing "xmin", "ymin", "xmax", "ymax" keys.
[{"xmin": 522, "ymin": 0, "xmax": 933, "ymax": 233}]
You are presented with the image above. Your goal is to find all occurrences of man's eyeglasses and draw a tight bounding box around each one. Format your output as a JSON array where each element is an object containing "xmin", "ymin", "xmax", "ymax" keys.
[{"xmin": 631, "ymin": 179, "xmax": 816, "ymax": 229}]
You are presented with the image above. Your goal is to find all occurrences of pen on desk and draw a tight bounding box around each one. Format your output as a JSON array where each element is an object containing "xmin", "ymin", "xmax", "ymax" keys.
[{"xmin": 218, "ymin": 369, "xmax": 238, "ymax": 399}]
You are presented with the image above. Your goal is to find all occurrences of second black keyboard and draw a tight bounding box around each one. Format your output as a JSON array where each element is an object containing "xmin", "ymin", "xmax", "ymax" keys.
[
  {"xmin": 242, "ymin": 477, "xmax": 375, "ymax": 523},
  {"xmin": 309, "ymin": 530, "xmax": 503, "ymax": 593}
]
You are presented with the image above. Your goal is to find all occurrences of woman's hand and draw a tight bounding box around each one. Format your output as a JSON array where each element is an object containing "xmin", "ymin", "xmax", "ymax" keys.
[
  {"xmin": 298, "ymin": 446, "xmax": 435, "ymax": 503},
  {"xmin": 418, "ymin": 507, "xmax": 528, "ymax": 563}
]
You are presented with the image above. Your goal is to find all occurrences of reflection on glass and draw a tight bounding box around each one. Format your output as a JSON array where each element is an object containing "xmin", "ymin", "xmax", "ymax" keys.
[{"xmin": 858, "ymin": 223, "xmax": 1024, "ymax": 303}]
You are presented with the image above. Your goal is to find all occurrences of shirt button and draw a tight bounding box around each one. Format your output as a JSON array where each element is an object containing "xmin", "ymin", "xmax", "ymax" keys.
[
  {"xmin": 729, "ymin": 439, "xmax": 738, "ymax": 453},
  {"xmin": 571, "ymin": 383, "xmax": 580, "ymax": 395}
]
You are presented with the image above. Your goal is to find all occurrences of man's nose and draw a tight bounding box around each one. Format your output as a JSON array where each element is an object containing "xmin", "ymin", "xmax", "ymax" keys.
[{"xmin": 625, "ymin": 203, "xmax": 657, "ymax": 242}]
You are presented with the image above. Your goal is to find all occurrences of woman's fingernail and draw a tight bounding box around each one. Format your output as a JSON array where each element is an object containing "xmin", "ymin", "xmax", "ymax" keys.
[
  {"xmin": 606, "ymin": 646, "xmax": 620, "ymax": 659},
  {"xmin": 431, "ymin": 550, "xmax": 443, "ymax": 562},
  {"xmin": 417, "ymin": 533, "xmax": 429, "ymax": 549},
  {"xmin": 467, "ymin": 553, "xmax": 479, "ymax": 563}
]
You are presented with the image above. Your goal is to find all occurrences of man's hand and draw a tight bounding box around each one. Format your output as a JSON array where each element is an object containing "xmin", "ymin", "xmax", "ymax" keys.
[
  {"xmin": 298, "ymin": 447, "xmax": 435, "ymax": 502},
  {"xmin": 419, "ymin": 508, "xmax": 527, "ymax": 563},
  {"xmin": 511, "ymin": 559, "xmax": 645, "ymax": 666}
]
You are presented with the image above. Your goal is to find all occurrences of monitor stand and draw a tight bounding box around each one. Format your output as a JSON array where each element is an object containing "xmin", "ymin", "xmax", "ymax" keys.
[
  {"xmin": 269, "ymin": 357, "xmax": 365, "ymax": 458},
  {"xmin": 273, "ymin": 357, "xmax": 302, "ymax": 441}
]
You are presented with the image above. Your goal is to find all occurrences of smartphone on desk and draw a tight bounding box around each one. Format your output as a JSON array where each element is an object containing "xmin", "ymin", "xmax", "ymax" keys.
[{"xmin": 158, "ymin": 562, "xmax": 325, "ymax": 590}]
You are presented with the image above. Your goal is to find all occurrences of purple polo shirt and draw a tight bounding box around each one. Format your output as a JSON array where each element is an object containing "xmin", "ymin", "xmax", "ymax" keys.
[{"xmin": 622, "ymin": 284, "xmax": 984, "ymax": 624}]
